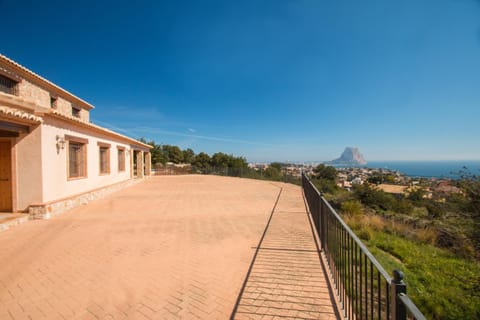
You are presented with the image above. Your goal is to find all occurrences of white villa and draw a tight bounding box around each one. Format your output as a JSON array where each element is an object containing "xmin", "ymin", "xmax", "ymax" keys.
[{"xmin": 0, "ymin": 54, "xmax": 152, "ymax": 219}]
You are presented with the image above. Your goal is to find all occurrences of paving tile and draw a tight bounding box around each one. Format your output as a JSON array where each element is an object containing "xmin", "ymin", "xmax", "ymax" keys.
[
  {"xmin": 232, "ymin": 183, "xmax": 338, "ymax": 319},
  {"xmin": 0, "ymin": 176, "xmax": 338, "ymax": 319}
]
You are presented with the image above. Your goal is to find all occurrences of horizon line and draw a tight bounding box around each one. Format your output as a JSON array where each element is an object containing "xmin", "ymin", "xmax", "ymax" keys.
[{"xmin": 246, "ymin": 159, "xmax": 480, "ymax": 164}]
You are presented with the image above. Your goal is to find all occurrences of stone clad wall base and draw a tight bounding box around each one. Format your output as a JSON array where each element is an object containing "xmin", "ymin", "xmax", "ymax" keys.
[
  {"xmin": 0, "ymin": 215, "xmax": 30, "ymax": 232},
  {"xmin": 28, "ymin": 178, "xmax": 144, "ymax": 219}
]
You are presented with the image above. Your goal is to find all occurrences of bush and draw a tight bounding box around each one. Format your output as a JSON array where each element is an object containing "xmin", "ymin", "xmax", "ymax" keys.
[
  {"xmin": 415, "ymin": 227, "xmax": 438, "ymax": 245},
  {"xmin": 341, "ymin": 200, "xmax": 363, "ymax": 216},
  {"xmin": 394, "ymin": 199, "xmax": 414, "ymax": 215},
  {"xmin": 313, "ymin": 164, "xmax": 337, "ymax": 181},
  {"xmin": 426, "ymin": 202, "xmax": 447, "ymax": 218},
  {"xmin": 312, "ymin": 178, "xmax": 338, "ymax": 194},
  {"xmin": 264, "ymin": 166, "xmax": 282, "ymax": 180},
  {"xmin": 366, "ymin": 214, "xmax": 386, "ymax": 231},
  {"xmin": 357, "ymin": 227, "xmax": 373, "ymax": 241},
  {"xmin": 353, "ymin": 183, "xmax": 396, "ymax": 211}
]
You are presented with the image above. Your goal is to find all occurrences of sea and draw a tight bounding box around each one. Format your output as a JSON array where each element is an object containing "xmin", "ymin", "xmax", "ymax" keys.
[{"xmin": 355, "ymin": 161, "xmax": 480, "ymax": 179}]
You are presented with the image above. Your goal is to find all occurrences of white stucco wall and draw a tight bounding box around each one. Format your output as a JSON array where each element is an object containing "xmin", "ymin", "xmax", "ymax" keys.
[
  {"xmin": 40, "ymin": 117, "xmax": 133, "ymax": 204},
  {"xmin": 15, "ymin": 125, "xmax": 43, "ymax": 211}
]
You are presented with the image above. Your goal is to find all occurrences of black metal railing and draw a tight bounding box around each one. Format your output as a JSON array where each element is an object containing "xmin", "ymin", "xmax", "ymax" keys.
[
  {"xmin": 151, "ymin": 165, "xmax": 302, "ymax": 184},
  {"xmin": 302, "ymin": 173, "xmax": 426, "ymax": 320}
]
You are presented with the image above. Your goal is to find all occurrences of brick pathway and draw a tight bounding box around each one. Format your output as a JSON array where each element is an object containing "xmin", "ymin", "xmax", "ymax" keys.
[
  {"xmin": 0, "ymin": 176, "xmax": 337, "ymax": 319},
  {"xmin": 232, "ymin": 184, "xmax": 337, "ymax": 320}
]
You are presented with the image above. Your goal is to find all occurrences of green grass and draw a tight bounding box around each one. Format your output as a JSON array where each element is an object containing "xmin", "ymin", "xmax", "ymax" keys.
[{"xmin": 365, "ymin": 230, "xmax": 480, "ymax": 319}]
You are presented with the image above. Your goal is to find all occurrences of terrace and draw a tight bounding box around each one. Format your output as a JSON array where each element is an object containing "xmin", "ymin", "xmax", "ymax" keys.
[
  {"xmin": 0, "ymin": 175, "xmax": 424, "ymax": 319},
  {"xmin": 0, "ymin": 176, "xmax": 337, "ymax": 319}
]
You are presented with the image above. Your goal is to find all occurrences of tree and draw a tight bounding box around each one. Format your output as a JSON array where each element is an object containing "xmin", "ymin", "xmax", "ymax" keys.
[
  {"xmin": 313, "ymin": 164, "xmax": 337, "ymax": 181},
  {"xmin": 211, "ymin": 152, "xmax": 229, "ymax": 168},
  {"xmin": 353, "ymin": 183, "xmax": 396, "ymax": 211},
  {"xmin": 311, "ymin": 164, "xmax": 338, "ymax": 193},
  {"xmin": 229, "ymin": 156, "xmax": 248, "ymax": 169},
  {"xmin": 407, "ymin": 188, "xmax": 427, "ymax": 203},
  {"xmin": 193, "ymin": 152, "xmax": 211, "ymax": 171},
  {"xmin": 150, "ymin": 142, "xmax": 167, "ymax": 165},
  {"xmin": 367, "ymin": 174, "xmax": 384, "ymax": 185},
  {"xmin": 270, "ymin": 162, "xmax": 283, "ymax": 172},
  {"xmin": 182, "ymin": 148, "xmax": 195, "ymax": 164},
  {"xmin": 264, "ymin": 166, "xmax": 281, "ymax": 180},
  {"xmin": 312, "ymin": 178, "xmax": 337, "ymax": 194},
  {"xmin": 163, "ymin": 145, "xmax": 183, "ymax": 163}
]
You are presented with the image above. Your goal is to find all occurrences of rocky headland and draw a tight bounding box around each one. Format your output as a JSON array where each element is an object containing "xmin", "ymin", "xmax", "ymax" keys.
[{"xmin": 328, "ymin": 147, "xmax": 367, "ymax": 166}]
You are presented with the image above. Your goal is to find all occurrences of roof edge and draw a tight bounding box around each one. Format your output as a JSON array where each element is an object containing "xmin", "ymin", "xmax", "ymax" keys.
[
  {"xmin": 0, "ymin": 53, "xmax": 95, "ymax": 111},
  {"xmin": 45, "ymin": 110, "xmax": 152, "ymax": 150}
]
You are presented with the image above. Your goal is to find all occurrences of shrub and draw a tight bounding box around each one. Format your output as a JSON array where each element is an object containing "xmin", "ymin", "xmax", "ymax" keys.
[
  {"xmin": 415, "ymin": 227, "xmax": 438, "ymax": 245},
  {"xmin": 353, "ymin": 183, "xmax": 396, "ymax": 211},
  {"xmin": 313, "ymin": 164, "xmax": 337, "ymax": 181},
  {"xmin": 341, "ymin": 200, "xmax": 363, "ymax": 216},
  {"xmin": 357, "ymin": 227, "xmax": 373, "ymax": 241},
  {"xmin": 343, "ymin": 214, "xmax": 362, "ymax": 230},
  {"xmin": 312, "ymin": 178, "xmax": 338, "ymax": 194},
  {"xmin": 394, "ymin": 199, "xmax": 414, "ymax": 214},
  {"xmin": 426, "ymin": 202, "xmax": 447, "ymax": 218},
  {"xmin": 366, "ymin": 214, "xmax": 386, "ymax": 231}
]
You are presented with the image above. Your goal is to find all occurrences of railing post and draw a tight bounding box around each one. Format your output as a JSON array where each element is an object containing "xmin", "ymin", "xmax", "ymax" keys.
[
  {"xmin": 315, "ymin": 193, "xmax": 319, "ymax": 246},
  {"xmin": 391, "ymin": 270, "xmax": 407, "ymax": 320},
  {"xmin": 319, "ymin": 196, "xmax": 325, "ymax": 250}
]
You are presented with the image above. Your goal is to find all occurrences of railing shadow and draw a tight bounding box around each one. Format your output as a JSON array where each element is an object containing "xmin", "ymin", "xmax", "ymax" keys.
[
  {"xmin": 230, "ymin": 185, "xmax": 339, "ymax": 319},
  {"xmin": 302, "ymin": 173, "xmax": 426, "ymax": 320},
  {"xmin": 229, "ymin": 188, "xmax": 282, "ymax": 319}
]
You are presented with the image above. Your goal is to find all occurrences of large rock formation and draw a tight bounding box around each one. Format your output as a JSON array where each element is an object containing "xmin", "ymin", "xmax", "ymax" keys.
[{"xmin": 329, "ymin": 147, "xmax": 367, "ymax": 165}]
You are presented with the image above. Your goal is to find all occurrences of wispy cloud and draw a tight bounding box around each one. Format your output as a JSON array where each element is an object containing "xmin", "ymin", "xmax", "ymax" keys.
[
  {"xmin": 93, "ymin": 120, "xmax": 276, "ymax": 147},
  {"xmin": 129, "ymin": 126, "xmax": 278, "ymax": 147},
  {"xmin": 93, "ymin": 120, "xmax": 132, "ymax": 135}
]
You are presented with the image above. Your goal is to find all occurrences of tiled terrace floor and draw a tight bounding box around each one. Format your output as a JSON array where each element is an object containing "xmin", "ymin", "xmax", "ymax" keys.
[{"xmin": 0, "ymin": 176, "xmax": 337, "ymax": 319}]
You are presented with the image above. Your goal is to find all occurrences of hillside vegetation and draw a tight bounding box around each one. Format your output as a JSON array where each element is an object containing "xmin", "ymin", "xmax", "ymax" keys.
[{"xmin": 311, "ymin": 165, "xmax": 480, "ymax": 319}]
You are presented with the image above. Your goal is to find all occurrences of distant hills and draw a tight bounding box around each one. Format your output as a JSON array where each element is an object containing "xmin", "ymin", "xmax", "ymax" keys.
[{"xmin": 327, "ymin": 147, "xmax": 367, "ymax": 166}]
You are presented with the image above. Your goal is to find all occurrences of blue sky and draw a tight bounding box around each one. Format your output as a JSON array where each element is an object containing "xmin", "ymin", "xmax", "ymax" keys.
[{"xmin": 2, "ymin": 0, "xmax": 480, "ymax": 162}]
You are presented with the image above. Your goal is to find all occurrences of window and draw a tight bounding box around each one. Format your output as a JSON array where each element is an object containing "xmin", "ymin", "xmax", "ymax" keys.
[
  {"xmin": 0, "ymin": 74, "xmax": 18, "ymax": 95},
  {"xmin": 72, "ymin": 106, "xmax": 81, "ymax": 118},
  {"xmin": 67, "ymin": 136, "xmax": 88, "ymax": 179},
  {"xmin": 98, "ymin": 143, "xmax": 110, "ymax": 174},
  {"xmin": 50, "ymin": 95, "xmax": 57, "ymax": 109},
  {"xmin": 118, "ymin": 147, "xmax": 125, "ymax": 172}
]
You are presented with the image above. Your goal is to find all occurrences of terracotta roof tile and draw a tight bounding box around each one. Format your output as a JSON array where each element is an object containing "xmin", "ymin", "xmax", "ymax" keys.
[{"xmin": 0, "ymin": 106, "xmax": 42, "ymax": 123}]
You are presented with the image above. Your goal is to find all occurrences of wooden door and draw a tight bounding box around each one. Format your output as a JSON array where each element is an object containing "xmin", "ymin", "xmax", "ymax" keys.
[{"xmin": 0, "ymin": 141, "xmax": 12, "ymax": 212}]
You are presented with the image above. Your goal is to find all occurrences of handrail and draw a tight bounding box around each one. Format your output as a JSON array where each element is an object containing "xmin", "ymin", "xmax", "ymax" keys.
[
  {"xmin": 320, "ymin": 189, "xmax": 392, "ymax": 283},
  {"xmin": 302, "ymin": 173, "xmax": 426, "ymax": 320},
  {"xmin": 398, "ymin": 294, "xmax": 427, "ymax": 320}
]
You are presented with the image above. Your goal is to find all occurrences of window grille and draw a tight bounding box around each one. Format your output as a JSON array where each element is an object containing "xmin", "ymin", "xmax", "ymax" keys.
[
  {"xmin": 0, "ymin": 74, "xmax": 18, "ymax": 95},
  {"xmin": 118, "ymin": 149, "xmax": 125, "ymax": 171},
  {"xmin": 99, "ymin": 146, "xmax": 110, "ymax": 174},
  {"xmin": 69, "ymin": 142, "xmax": 85, "ymax": 178}
]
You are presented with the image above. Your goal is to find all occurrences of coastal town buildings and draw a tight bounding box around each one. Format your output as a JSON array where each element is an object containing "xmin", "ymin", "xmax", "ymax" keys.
[{"xmin": 0, "ymin": 54, "xmax": 151, "ymax": 218}]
